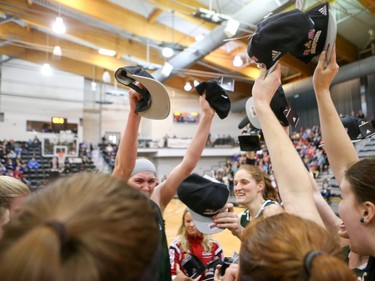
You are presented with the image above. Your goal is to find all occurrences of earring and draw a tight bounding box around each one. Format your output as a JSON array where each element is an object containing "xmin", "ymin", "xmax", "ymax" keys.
[{"xmin": 360, "ymin": 217, "xmax": 365, "ymax": 224}]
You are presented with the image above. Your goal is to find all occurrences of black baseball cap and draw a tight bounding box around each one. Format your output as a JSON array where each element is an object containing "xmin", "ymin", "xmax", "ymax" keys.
[
  {"xmin": 178, "ymin": 173, "xmax": 229, "ymax": 234},
  {"xmin": 195, "ymin": 80, "xmax": 231, "ymax": 119},
  {"xmin": 115, "ymin": 66, "xmax": 170, "ymax": 120},
  {"xmin": 248, "ymin": 3, "xmax": 336, "ymax": 69}
]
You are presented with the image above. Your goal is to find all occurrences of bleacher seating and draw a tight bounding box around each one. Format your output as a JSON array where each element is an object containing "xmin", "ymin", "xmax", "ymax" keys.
[{"xmin": 1, "ymin": 139, "xmax": 97, "ymax": 190}]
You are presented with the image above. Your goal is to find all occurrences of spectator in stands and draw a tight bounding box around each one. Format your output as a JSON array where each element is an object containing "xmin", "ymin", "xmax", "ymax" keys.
[
  {"xmin": 320, "ymin": 178, "xmax": 331, "ymax": 203},
  {"xmin": 0, "ymin": 176, "xmax": 31, "ymax": 220},
  {"xmin": 0, "ymin": 163, "xmax": 6, "ymax": 175},
  {"xmin": 12, "ymin": 165, "xmax": 23, "ymax": 181},
  {"xmin": 112, "ymin": 85, "xmax": 215, "ymax": 281},
  {"xmin": 5, "ymin": 159, "xmax": 14, "ymax": 171},
  {"xmin": 356, "ymin": 109, "xmax": 365, "ymax": 120},
  {"xmin": 0, "ymin": 173, "xmax": 160, "ymax": 281},
  {"xmin": 313, "ymin": 48, "xmax": 375, "ymax": 280},
  {"xmin": 169, "ymin": 208, "xmax": 224, "ymax": 281},
  {"xmin": 27, "ymin": 157, "xmax": 40, "ymax": 170},
  {"xmin": 6, "ymin": 150, "xmax": 16, "ymax": 159}
]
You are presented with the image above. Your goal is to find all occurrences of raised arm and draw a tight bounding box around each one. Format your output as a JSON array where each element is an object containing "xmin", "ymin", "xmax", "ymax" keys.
[
  {"xmin": 151, "ymin": 95, "xmax": 215, "ymax": 213},
  {"xmin": 112, "ymin": 89, "xmax": 141, "ymax": 181},
  {"xmin": 251, "ymin": 64, "xmax": 324, "ymax": 226},
  {"xmin": 313, "ymin": 48, "xmax": 358, "ymax": 185}
]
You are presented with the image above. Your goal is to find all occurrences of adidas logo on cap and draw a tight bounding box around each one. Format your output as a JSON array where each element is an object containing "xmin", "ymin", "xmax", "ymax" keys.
[
  {"xmin": 272, "ymin": 50, "xmax": 282, "ymax": 61},
  {"xmin": 318, "ymin": 5, "xmax": 327, "ymax": 16}
]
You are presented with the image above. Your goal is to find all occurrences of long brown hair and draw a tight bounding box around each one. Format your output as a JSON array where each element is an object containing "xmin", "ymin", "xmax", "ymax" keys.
[
  {"xmin": 0, "ymin": 173, "xmax": 159, "ymax": 281},
  {"xmin": 239, "ymin": 213, "xmax": 356, "ymax": 281}
]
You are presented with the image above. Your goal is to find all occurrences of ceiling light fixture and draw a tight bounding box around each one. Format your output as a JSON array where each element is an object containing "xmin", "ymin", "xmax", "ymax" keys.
[
  {"xmin": 102, "ymin": 70, "xmax": 111, "ymax": 83},
  {"xmin": 162, "ymin": 47, "xmax": 174, "ymax": 58},
  {"xmin": 233, "ymin": 55, "xmax": 243, "ymax": 67},
  {"xmin": 98, "ymin": 48, "xmax": 116, "ymax": 56},
  {"xmin": 41, "ymin": 33, "xmax": 52, "ymax": 76},
  {"xmin": 184, "ymin": 82, "xmax": 192, "ymax": 91},
  {"xmin": 53, "ymin": 45, "xmax": 62, "ymax": 56},
  {"xmin": 41, "ymin": 63, "xmax": 52, "ymax": 76},
  {"xmin": 53, "ymin": 16, "xmax": 66, "ymax": 34}
]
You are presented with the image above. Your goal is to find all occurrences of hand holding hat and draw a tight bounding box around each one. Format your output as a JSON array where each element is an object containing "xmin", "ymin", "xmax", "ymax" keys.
[
  {"xmin": 246, "ymin": 64, "xmax": 291, "ymax": 129},
  {"xmin": 115, "ymin": 66, "xmax": 171, "ymax": 120},
  {"xmin": 195, "ymin": 80, "xmax": 231, "ymax": 119}
]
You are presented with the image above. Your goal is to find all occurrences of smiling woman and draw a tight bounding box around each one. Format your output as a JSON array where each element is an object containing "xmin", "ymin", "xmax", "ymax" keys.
[{"xmin": 169, "ymin": 207, "xmax": 225, "ymax": 281}]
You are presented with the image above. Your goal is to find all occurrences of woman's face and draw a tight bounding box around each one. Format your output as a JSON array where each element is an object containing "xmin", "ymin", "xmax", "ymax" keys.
[
  {"xmin": 338, "ymin": 177, "xmax": 365, "ymax": 254},
  {"xmin": 184, "ymin": 211, "xmax": 200, "ymax": 236},
  {"xmin": 234, "ymin": 169, "xmax": 262, "ymax": 206}
]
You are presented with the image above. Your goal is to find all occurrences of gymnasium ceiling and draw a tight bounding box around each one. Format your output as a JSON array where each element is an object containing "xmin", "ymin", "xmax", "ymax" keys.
[{"xmin": 0, "ymin": 0, "xmax": 374, "ymax": 102}]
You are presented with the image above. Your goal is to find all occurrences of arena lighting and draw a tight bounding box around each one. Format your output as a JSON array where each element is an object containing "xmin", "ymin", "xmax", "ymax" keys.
[
  {"xmin": 98, "ymin": 48, "xmax": 116, "ymax": 56},
  {"xmin": 184, "ymin": 82, "xmax": 192, "ymax": 91},
  {"xmin": 233, "ymin": 55, "xmax": 243, "ymax": 67},
  {"xmin": 52, "ymin": 16, "xmax": 66, "ymax": 34},
  {"xmin": 41, "ymin": 63, "xmax": 52, "ymax": 76},
  {"xmin": 53, "ymin": 45, "xmax": 62, "ymax": 56},
  {"xmin": 102, "ymin": 70, "xmax": 111, "ymax": 83},
  {"xmin": 162, "ymin": 47, "xmax": 174, "ymax": 58}
]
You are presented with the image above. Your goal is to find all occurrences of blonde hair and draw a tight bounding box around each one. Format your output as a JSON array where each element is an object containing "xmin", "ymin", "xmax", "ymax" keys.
[
  {"xmin": 177, "ymin": 208, "xmax": 211, "ymax": 252},
  {"xmin": 239, "ymin": 213, "xmax": 356, "ymax": 281},
  {"xmin": 0, "ymin": 173, "xmax": 159, "ymax": 281},
  {"xmin": 0, "ymin": 176, "xmax": 31, "ymax": 208}
]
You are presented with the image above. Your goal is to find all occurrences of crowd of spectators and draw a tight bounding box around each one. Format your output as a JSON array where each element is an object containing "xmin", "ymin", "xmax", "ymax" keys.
[
  {"xmin": 0, "ymin": 139, "xmax": 39, "ymax": 185},
  {"xmin": 0, "ymin": 138, "xmax": 96, "ymax": 189}
]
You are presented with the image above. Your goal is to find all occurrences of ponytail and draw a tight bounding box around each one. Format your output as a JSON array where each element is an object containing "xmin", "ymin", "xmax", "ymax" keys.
[
  {"xmin": 0, "ymin": 225, "xmax": 63, "ymax": 281},
  {"xmin": 308, "ymin": 254, "xmax": 356, "ymax": 281}
]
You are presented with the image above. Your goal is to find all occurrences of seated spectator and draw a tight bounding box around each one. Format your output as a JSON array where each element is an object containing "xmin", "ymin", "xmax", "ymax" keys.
[
  {"xmin": 6, "ymin": 150, "xmax": 16, "ymax": 159},
  {"xmin": 5, "ymin": 159, "xmax": 14, "ymax": 171},
  {"xmin": 169, "ymin": 208, "xmax": 224, "ymax": 280},
  {"xmin": 12, "ymin": 166, "xmax": 23, "ymax": 181},
  {"xmin": 0, "ymin": 173, "xmax": 160, "ymax": 281},
  {"xmin": 0, "ymin": 163, "xmax": 6, "ymax": 175},
  {"xmin": 320, "ymin": 178, "xmax": 331, "ymax": 203},
  {"xmin": 27, "ymin": 157, "xmax": 40, "ymax": 170}
]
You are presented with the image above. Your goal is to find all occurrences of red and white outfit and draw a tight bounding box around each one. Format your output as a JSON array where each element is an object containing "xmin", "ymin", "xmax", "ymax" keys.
[{"xmin": 169, "ymin": 235, "xmax": 224, "ymax": 280}]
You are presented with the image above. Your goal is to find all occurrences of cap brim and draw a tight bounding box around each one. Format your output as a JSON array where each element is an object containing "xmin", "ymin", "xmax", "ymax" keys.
[
  {"xmin": 324, "ymin": 9, "xmax": 337, "ymax": 65},
  {"xmin": 246, "ymin": 97, "xmax": 261, "ymax": 129},
  {"xmin": 128, "ymin": 74, "xmax": 171, "ymax": 120},
  {"xmin": 189, "ymin": 209, "xmax": 224, "ymax": 235}
]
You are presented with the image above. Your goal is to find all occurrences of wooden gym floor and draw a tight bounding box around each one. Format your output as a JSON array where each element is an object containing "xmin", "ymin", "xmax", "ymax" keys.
[{"xmin": 164, "ymin": 198, "xmax": 244, "ymax": 257}]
